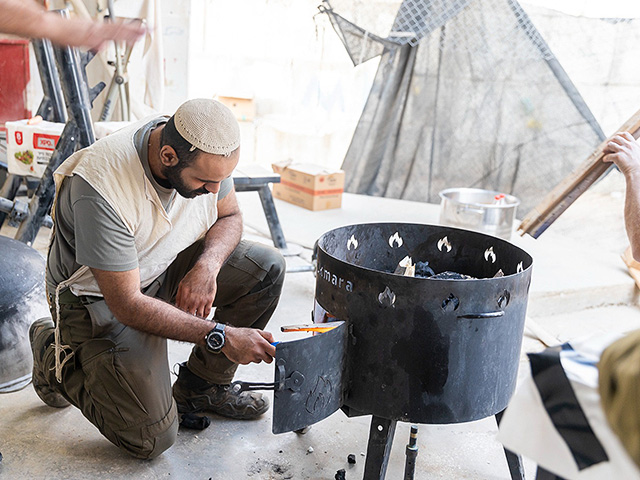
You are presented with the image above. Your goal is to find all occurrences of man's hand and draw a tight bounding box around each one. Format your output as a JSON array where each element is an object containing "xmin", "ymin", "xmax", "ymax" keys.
[
  {"xmin": 176, "ymin": 262, "xmax": 218, "ymax": 318},
  {"xmin": 223, "ymin": 326, "xmax": 276, "ymax": 365},
  {"xmin": 603, "ymin": 131, "xmax": 640, "ymax": 262},
  {"xmin": 0, "ymin": 0, "xmax": 146, "ymax": 50},
  {"xmin": 175, "ymin": 188, "xmax": 242, "ymax": 317},
  {"xmin": 50, "ymin": 17, "xmax": 146, "ymax": 51},
  {"xmin": 603, "ymin": 132, "xmax": 640, "ymax": 179}
]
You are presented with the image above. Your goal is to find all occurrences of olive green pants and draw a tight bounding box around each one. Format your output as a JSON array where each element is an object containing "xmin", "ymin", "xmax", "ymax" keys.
[{"xmin": 41, "ymin": 240, "xmax": 285, "ymax": 459}]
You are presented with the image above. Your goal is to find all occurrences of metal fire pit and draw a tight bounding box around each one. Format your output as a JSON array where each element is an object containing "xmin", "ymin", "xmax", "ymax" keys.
[
  {"xmin": 315, "ymin": 222, "xmax": 532, "ymax": 424},
  {"xmin": 242, "ymin": 222, "xmax": 532, "ymax": 479},
  {"xmin": 314, "ymin": 222, "xmax": 532, "ymax": 478}
]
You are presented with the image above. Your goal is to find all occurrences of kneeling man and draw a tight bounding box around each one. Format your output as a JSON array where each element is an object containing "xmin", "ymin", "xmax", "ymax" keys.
[{"xmin": 30, "ymin": 98, "xmax": 285, "ymax": 458}]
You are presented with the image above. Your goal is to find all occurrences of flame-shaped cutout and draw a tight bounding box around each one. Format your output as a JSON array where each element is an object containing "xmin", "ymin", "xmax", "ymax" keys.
[
  {"xmin": 378, "ymin": 286, "xmax": 396, "ymax": 307},
  {"xmin": 388, "ymin": 232, "xmax": 403, "ymax": 248},
  {"xmin": 484, "ymin": 247, "xmax": 496, "ymax": 263},
  {"xmin": 517, "ymin": 261, "xmax": 523, "ymax": 273},
  {"xmin": 437, "ymin": 236, "xmax": 452, "ymax": 252},
  {"xmin": 347, "ymin": 235, "xmax": 358, "ymax": 251}
]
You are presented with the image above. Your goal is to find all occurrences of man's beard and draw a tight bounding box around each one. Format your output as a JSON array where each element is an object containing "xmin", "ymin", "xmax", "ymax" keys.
[{"xmin": 162, "ymin": 164, "xmax": 208, "ymax": 198}]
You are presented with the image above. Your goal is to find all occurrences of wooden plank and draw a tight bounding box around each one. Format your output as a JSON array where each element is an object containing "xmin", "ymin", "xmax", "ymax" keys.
[{"xmin": 518, "ymin": 108, "xmax": 640, "ymax": 238}]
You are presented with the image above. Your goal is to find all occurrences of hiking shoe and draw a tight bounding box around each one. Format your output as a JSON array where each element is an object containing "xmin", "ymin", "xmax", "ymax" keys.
[
  {"xmin": 29, "ymin": 318, "xmax": 70, "ymax": 408},
  {"xmin": 172, "ymin": 363, "xmax": 269, "ymax": 420}
]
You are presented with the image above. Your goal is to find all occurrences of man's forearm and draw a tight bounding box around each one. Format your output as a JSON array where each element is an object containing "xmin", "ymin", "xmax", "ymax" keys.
[
  {"xmin": 0, "ymin": 0, "xmax": 145, "ymax": 49},
  {"xmin": 113, "ymin": 291, "xmax": 212, "ymax": 345},
  {"xmin": 93, "ymin": 268, "xmax": 276, "ymax": 366},
  {"xmin": 624, "ymin": 174, "xmax": 640, "ymax": 261},
  {"xmin": 0, "ymin": 0, "xmax": 82, "ymax": 44},
  {"xmin": 0, "ymin": 0, "xmax": 48, "ymax": 37},
  {"xmin": 603, "ymin": 133, "xmax": 640, "ymax": 261},
  {"xmin": 196, "ymin": 211, "xmax": 243, "ymax": 273}
]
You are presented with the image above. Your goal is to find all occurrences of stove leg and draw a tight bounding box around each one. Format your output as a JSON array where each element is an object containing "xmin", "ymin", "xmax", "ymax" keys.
[
  {"xmin": 363, "ymin": 416, "xmax": 397, "ymax": 480},
  {"xmin": 495, "ymin": 410, "xmax": 526, "ymax": 480}
]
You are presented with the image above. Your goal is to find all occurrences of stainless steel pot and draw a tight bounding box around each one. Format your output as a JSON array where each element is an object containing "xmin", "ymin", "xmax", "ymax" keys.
[{"xmin": 439, "ymin": 188, "xmax": 520, "ymax": 241}]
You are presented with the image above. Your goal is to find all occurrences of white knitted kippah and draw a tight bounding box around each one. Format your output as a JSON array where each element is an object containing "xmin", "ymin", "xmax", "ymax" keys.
[{"xmin": 174, "ymin": 98, "xmax": 240, "ymax": 156}]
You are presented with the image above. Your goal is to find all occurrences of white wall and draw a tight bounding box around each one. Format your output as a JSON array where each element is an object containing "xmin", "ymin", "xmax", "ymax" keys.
[
  {"xmin": 168, "ymin": 0, "xmax": 379, "ymax": 169},
  {"xmin": 161, "ymin": 0, "xmax": 191, "ymax": 113}
]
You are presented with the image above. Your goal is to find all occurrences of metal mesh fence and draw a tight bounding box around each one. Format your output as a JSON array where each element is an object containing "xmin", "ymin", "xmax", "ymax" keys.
[
  {"xmin": 320, "ymin": 5, "xmax": 394, "ymax": 65},
  {"xmin": 523, "ymin": 8, "xmax": 640, "ymax": 135},
  {"xmin": 390, "ymin": 0, "xmax": 473, "ymax": 46},
  {"xmin": 327, "ymin": 0, "xmax": 634, "ymax": 212},
  {"xmin": 322, "ymin": 0, "xmax": 558, "ymax": 64}
]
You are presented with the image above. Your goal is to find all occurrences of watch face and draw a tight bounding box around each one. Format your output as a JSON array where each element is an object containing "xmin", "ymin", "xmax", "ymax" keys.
[{"xmin": 207, "ymin": 331, "xmax": 225, "ymax": 351}]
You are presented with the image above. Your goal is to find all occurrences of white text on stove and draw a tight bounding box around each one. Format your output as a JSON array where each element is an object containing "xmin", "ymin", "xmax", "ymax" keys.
[{"xmin": 318, "ymin": 266, "xmax": 353, "ymax": 292}]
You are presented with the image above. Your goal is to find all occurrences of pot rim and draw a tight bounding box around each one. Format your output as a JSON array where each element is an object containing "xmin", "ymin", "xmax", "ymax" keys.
[{"xmin": 439, "ymin": 187, "xmax": 520, "ymax": 209}]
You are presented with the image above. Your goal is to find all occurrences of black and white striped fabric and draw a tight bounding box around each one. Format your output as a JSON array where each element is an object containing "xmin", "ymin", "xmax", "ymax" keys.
[{"xmin": 498, "ymin": 333, "xmax": 640, "ymax": 479}]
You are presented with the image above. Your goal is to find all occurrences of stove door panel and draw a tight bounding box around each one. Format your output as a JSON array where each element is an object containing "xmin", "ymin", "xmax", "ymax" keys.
[{"xmin": 272, "ymin": 320, "xmax": 347, "ymax": 434}]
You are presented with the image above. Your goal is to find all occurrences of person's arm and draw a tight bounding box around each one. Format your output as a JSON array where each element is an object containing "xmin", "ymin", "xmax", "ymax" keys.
[
  {"xmin": 70, "ymin": 176, "xmax": 273, "ymax": 365},
  {"xmin": 91, "ymin": 266, "xmax": 275, "ymax": 365},
  {"xmin": 174, "ymin": 188, "xmax": 243, "ymax": 318},
  {"xmin": 603, "ymin": 132, "xmax": 640, "ymax": 260},
  {"xmin": 0, "ymin": 0, "xmax": 145, "ymax": 49}
]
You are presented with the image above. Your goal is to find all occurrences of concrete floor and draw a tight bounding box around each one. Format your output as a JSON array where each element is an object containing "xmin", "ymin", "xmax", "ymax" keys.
[
  {"xmin": 0, "ymin": 270, "xmax": 528, "ymax": 480},
  {"xmin": 2, "ymin": 169, "xmax": 640, "ymax": 479}
]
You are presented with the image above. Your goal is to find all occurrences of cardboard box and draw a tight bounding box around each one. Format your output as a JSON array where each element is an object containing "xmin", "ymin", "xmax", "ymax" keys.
[
  {"xmin": 271, "ymin": 161, "xmax": 345, "ymax": 211},
  {"xmin": 6, "ymin": 119, "xmax": 64, "ymax": 178},
  {"xmin": 216, "ymin": 95, "xmax": 255, "ymax": 122}
]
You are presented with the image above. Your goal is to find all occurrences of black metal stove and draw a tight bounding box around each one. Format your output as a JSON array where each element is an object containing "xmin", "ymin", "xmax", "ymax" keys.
[{"xmin": 245, "ymin": 223, "xmax": 533, "ymax": 479}]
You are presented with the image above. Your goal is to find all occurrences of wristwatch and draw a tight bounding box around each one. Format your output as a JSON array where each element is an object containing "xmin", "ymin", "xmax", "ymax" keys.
[{"xmin": 204, "ymin": 323, "xmax": 226, "ymax": 354}]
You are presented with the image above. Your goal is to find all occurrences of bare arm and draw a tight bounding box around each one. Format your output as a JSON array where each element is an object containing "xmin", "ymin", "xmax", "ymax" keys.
[
  {"xmin": 91, "ymin": 266, "xmax": 275, "ymax": 364},
  {"xmin": 603, "ymin": 132, "xmax": 640, "ymax": 260},
  {"xmin": 93, "ymin": 267, "xmax": 211, "ymax": 344},
  {"xmin": 0, "ymin": 0, "xmax": 145, "ymax": 49},
  {"xmin": 175, "ymin": 188, "xmax": 243, "ymax": 318}
]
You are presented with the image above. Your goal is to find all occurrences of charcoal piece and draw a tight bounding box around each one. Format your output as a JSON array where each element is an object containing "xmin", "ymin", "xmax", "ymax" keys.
[
  {"xmin": 347, "ymin": 453, "xmax": 356, "ymax": 464},
  {"xmin": 414, "ymin": 261, "xmax": 435, "ymax": 278},
  {"xmin": 335, "ymin": 469, "xmax": 346, "ymax": 480},
  {"xmin": 431, "ymin": 271, "xmax": 475, "ymax": 280},
  {"xmin": 0, "ymin": 451, "xmax": 3, "ymax": 464},
  {"xmin": 180, "ymin": 412, "xmax": 211, "ymax": 430}
]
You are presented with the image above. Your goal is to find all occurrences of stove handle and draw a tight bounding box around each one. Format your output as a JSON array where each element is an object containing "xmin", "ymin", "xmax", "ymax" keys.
[
  {"xmin": 231, "ymin": 360, "xmax": 305, "ymax": 393},
  {"xmin": 457, "ymin": 311, "xmax": 504, "ymax": 319}
]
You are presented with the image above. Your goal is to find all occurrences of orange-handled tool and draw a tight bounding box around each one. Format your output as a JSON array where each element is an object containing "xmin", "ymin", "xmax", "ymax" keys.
[{"xmin": 280, "ymin": 324, "xmax": 339, "ymax": 333}]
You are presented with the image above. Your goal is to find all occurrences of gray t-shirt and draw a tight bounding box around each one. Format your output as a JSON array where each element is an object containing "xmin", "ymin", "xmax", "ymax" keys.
[{"xmin": 46, "ymin": 117, "xmax": 233, "ymax": 292}]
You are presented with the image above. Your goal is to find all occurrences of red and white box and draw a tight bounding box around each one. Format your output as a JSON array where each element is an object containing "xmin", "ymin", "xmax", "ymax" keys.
[{"xmin": 6, "ymin": 119, "xmax": 64, "ymax": 178}]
